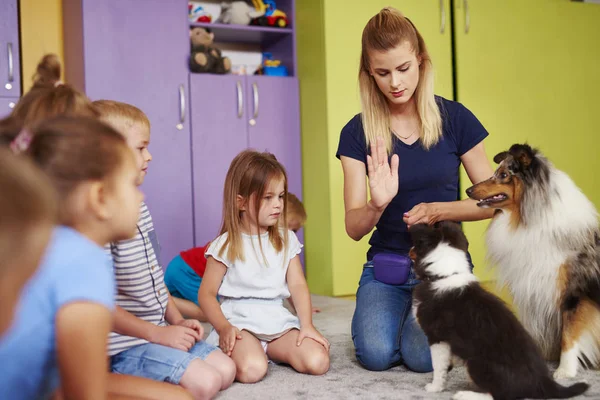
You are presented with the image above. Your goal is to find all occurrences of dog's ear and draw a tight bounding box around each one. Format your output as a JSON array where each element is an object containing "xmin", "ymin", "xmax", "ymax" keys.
[
  {"xmin": 493, "ymin": 151, "xmax": 509, "ymax": 164},
  {"xmin": 409, "ymin": 223, "xmax": 441, "ymax": 252},
  {"xmin": 439, "ymin": 221, "xmax": 469, "ymax": 252},
  {"xmin": 509, "ymin": 143, "xmax": 535, "ymax": 170}
]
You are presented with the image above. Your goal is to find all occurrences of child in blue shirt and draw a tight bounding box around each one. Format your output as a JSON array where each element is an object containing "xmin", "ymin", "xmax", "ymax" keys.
[{"xmin": 0, "ymin": 117, "xmax": 191, "ymax": 400}]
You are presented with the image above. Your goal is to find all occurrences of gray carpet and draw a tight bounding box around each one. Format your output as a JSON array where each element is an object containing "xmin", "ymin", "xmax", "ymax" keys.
[{"xmin": 208, "ymin": 295, "xmax": 599, "ymax": 400}]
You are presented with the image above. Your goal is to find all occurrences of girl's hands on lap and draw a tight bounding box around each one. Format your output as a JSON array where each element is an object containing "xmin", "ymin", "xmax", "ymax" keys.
[
  {"xmin": 297, "ymin": 325, "xmax": 330, "ymax": 351},
  {"xmin": 367, "ymin": 136, "xmax": 400, "ymax": 210},
  {"xmin": 218, "ymin": 324, "xmax": 243, "ymax": 356}
]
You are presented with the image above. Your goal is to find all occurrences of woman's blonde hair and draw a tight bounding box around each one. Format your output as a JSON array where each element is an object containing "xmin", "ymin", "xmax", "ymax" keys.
[
  {"xmin": 359, "ymin": 7, "xmax": 442, "ymax": 152},
  {"xmin": 218, "ymin": 150, "xmax": 289, "ymax": 266}
]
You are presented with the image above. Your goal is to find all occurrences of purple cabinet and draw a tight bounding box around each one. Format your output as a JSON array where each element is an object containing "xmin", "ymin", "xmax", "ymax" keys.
[
  {"xmin": 189, "ymin": 74, "xmax": 304, "ymax": 255},
  {"xmin": 0, "ymin": 0, "xmax": 21, "ymax": 97},
  {"xmin": 64, "ymin": 0, "xmax": 194, "ymax": 267},
  {"xmin": 245, "ymin": 76, "xmax": 304, "ymax": 250},
  {"xmin": 246, "ymin": 76, "xmax": 302, "ymax": 200},
  {"xmin": 0, "ymin": 96, "xmax": 17, "ymax": 118},
  {"xmin": 189, "ymin": 74, "xmax": 249, "ymax": 246}
]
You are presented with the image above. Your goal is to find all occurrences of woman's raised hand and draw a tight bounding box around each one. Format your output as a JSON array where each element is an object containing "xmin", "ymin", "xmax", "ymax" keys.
[{"xmin": 366, "ymin": 136, "xmax": 399, "ymax": 210}]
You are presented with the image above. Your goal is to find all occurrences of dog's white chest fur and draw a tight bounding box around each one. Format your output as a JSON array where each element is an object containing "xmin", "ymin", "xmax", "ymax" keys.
[{"xmin": 485, "ymin": 169, "xmax": 598, "ymax": 359}]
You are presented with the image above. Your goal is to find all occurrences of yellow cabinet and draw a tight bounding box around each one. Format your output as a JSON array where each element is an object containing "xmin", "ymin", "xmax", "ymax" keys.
[{"xmin": 454, "ymin": 0, "xmax": 600, "ymax": 281}]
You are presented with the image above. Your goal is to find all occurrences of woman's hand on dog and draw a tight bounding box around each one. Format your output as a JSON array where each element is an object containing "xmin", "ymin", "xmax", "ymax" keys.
[
  {"xmin": 403, "ymin": 202, "xmax": 441, "ymax": 229},
  {"xmin": 367, "ymin": 136, "xmax": 400, "ymax": 211}
]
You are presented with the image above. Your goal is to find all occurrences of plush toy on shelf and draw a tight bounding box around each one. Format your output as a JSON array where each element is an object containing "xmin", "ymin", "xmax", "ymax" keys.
[
  {"xmin": 217, "ymin": 1, "xmax": 261, "ymax": 25},
  {"xmin": 189, "ymin": 27, "xmax": 231, "ymax": 74}
]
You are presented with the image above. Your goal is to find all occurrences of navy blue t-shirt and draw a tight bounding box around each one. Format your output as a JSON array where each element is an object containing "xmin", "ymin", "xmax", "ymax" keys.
[{"xmin": 336, "ymin": 96, "xmax": 489, "ymax": 261}]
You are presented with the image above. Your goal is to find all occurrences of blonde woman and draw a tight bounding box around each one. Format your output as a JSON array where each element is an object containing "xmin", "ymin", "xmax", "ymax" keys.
[{"xmin": 336, "ymin": 8, "xmax": 494, "ymax": 372}]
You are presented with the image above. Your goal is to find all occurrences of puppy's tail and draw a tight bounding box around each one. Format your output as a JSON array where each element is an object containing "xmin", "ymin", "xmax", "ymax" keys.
[{"xmin": 541, "ymin": 378, "xmax": 589, "ymax": 399}]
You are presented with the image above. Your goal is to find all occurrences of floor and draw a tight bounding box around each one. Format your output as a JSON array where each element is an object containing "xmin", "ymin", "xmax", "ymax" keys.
[{"xmin": 207, "ymin": 294, "xmax": 599, "ymax": 400}]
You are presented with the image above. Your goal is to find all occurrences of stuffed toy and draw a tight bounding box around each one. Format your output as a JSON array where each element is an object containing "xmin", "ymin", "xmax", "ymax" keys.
[
  {"xmin": 189, "ymin": 27, "xmax": 231, "ymax": 74},
  {"xmin": 217, "ymin": 1, "xmax": 260, "ymax": 25}
]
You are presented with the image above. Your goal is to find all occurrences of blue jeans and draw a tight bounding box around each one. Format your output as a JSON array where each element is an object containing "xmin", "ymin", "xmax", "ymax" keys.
[
  {"xmin": 111, "ymin": 341, "xmax": 217, "ymax": 384},
  {"xmin": 351, "ymin": 263, "xmax": 433, "ymax": 373}
]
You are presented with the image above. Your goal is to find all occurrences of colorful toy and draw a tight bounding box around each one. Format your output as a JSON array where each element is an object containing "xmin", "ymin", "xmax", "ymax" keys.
[
  {"xmin": 254, "ymin": 52, "xmax": 288, "ymax": 76},
  {"xmin": 189, "ymin": 27, "xmax": 231, "ymax": 74},
  {"xmin": 188, "ymin": 2, "xmax": 212, "ymax": 23},
  {"xmin": 250, "ymin": 0, "xmax": 288, "ymax": 28}
]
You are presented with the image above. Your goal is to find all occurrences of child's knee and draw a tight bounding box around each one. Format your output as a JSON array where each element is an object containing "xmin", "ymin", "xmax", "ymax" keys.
[
  {"xmin": 180, "ymin": 361, "xmax": 222, "ymax": 399},
  {"xmin": 304, "ymin": 347, "xmax": 330, "ymax": 375},
  {"xmin": 219, "ymin": 357, "xmax": 236, "ymax": 389},
  {"xmin": 236, "ymin": 356, "xmax": 268, "ymax": 383}
]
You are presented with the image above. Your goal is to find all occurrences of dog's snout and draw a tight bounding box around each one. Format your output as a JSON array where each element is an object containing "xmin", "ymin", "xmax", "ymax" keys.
[{"xmin": 466, "ymin": 186, "xmax": 474, "ymax": 197}]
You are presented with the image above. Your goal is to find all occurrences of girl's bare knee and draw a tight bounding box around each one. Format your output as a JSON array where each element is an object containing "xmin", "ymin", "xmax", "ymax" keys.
[
  {"xmin": 236, "ymin": 357, "xmax": 268, "ymax": 383},
  {"xmin": 304, "ymin": 347, "xmax": 330, "ymax": 375}
]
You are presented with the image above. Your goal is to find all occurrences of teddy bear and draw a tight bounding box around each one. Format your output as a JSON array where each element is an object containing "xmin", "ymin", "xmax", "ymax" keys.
[
  {"xmin": 189, "ymin": 27, "xmax": 231, "ymax": 74},
  {"xmin": 217, "ymin": 1, "xmax": 262, "ymax": 25}
]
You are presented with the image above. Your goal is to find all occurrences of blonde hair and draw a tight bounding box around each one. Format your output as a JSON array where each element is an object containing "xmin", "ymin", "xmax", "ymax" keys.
[
  {"xmin": 1, "ymin": 54, "xmax": 98, "ymax": 144},
  {"xmin": 93, "ymin": 100, "xmax": 150, "ymax": 138},
  {"xmin": 359, "ymin": 7, "xmax": 442, "ymax": 152},
  {"xmin": 219, "ymin": 150, "xmax": 289, "ymax": 266},
  {"xmin": 287, "ymin": 193, "xmax": 306, "ymax": 225}
]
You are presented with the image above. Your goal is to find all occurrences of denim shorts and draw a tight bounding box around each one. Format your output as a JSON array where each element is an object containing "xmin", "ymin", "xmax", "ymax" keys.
[{"xmin": 110, "ymin": 340, "xmax": 218, "ymax": 384}]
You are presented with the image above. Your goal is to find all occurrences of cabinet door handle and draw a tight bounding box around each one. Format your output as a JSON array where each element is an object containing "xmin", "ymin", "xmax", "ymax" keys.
[
  {"xmin": 236, "ymin": 80, "xmax": 243, "ymax": 118},
  {"xmin": 252, "ymin": 82, "xmax": 259, "ymax": 119},
  {"xmin": 464, "ymin": 0, "xmax": 470, "ymax": 34},
  {"xmin": 439, "ymin": 0, "xmax": 446, "ymax": 34},
  {"xmin": 7, "ymin": 43, "xmax": 13, "ymax": 83},
  {"xmin": 177, "ymin": 84, "xmax": 185, "ymax": 130}
]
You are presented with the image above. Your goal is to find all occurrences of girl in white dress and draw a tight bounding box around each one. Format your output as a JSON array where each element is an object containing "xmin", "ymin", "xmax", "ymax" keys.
[{"xmin": 199, "ymin": 150, "xmax": 330, "ymax": 383}]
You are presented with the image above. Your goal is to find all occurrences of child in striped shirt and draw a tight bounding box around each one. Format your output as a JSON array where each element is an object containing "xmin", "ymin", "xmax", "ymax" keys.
[{"xmin": 96, "ymin": 100, "xmax": 235, "ymax": 399}]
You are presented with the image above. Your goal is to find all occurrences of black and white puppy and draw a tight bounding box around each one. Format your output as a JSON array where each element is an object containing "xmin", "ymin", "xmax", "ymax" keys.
[{"xmin": 409, "ymin": 221, "xmax": 589, "ymax": 400}]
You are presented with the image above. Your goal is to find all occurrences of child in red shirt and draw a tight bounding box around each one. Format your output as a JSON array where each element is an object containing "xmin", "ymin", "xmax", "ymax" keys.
[{"xmin": 164, "ymin": 193, "xmax": 314, "ymax": 320}]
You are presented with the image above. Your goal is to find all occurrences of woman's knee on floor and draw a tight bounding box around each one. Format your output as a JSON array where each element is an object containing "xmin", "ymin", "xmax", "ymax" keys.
[
  {"xmin": 400, "ymin": 323, "xmax": 433, "ymax": 373},
  {"xmin": 235, "ymin": 354, "xmax": 268, "ymax": 383},
  {"xmin": 355, "ymin": 339, "xmax": 398, "ymax": 371},
  {"xmin": 179, "ymin": 359, "xmax": 223, "ymax": 400}
]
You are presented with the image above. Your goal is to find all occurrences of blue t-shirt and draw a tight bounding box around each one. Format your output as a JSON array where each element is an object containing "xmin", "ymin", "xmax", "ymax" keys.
[
  {"xmin": 0, "ymin": 226, "xmax": 115, "ymax": 400},
  {"xmin": 336, "ymin": 97, "xmax": 488, "ymax": 260}
]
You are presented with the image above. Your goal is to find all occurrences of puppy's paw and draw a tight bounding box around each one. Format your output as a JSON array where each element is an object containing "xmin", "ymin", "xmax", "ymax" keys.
[
  {"xmin": 452, "ymin": 391, "xmax": 492, "ymax": 400},
  {"xmin": 425, "ymin": 382, "xmax": 444, "ymax": 393},
  {"xmin": 553, "ymin": 367, "xmax": 577, "ymax": 380}
]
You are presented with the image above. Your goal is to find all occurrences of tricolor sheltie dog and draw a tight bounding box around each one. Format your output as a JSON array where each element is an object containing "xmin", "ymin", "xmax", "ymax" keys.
[
  {"xmin": 466, "ymin": 143, "xmax": 600, "ymax": 379},
  {"xmin": 409, "ymin": 221, "xmax": 588, "ymax": 400}
]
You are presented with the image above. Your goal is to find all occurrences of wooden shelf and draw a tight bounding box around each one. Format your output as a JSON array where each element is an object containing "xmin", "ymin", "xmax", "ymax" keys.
[{"xmin": 190, "ymin": 22, "xmax": 293, "ymax": 45}]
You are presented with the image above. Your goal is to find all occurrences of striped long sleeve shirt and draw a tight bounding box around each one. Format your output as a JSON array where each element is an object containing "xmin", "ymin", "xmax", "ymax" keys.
[{"xmin": 107, "ymin": 202, "xmax": 169, "ymax": 356}]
